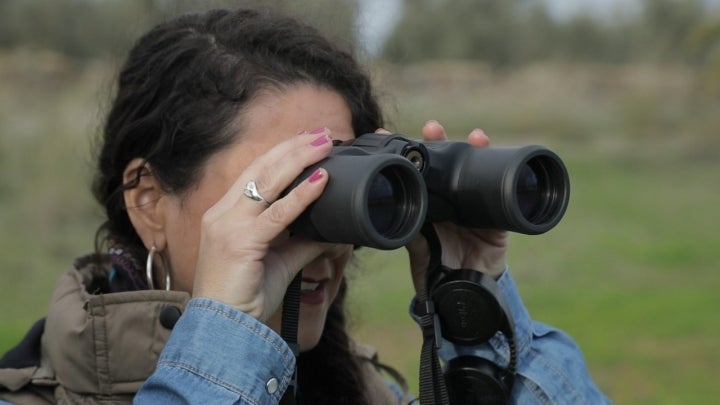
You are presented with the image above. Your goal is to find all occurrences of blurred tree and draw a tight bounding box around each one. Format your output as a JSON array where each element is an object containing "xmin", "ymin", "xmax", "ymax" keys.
[
  {"xmin": 1, "ymin": 0, "xmax": 718, "ymax": 71},
  {"xmin": 553, "ymin": 15, "xmax": 635, "ymax": 63},
  {"xmin": 686, "ymin": 18, "xmax": 720, "ymax": 97},
  {"xmin": 0, "ymin": 0, "xmax": 359, "ymax": 59},
  {"xmin": 382, "ymin": 0, "xmax": 544, "ymax": 68},
  {"xmin": 0, "ymin": 0, "xmax": 155, "ymax": 58},
  {"xmin": 381, "ymin": 0, "xmax": 719, "ymax": 68},
  {"xmin": 636, "ymin": 0, "xmax": 706, "ymax": 63}
]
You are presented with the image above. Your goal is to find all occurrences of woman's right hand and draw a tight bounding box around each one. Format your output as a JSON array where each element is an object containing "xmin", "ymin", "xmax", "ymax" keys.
[{"xmin": 191, "ymin": 128, "xmax": 334, "ymax": 323}]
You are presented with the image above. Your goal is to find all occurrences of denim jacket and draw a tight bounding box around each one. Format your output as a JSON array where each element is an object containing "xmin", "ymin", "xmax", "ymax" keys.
[
  {"xmin": 0, "ymin": 268, "xmax": 610, "ymax": 404},
  {"xmin": 134, "ymin": 270, "xmax": 611, "ymax": 404}
]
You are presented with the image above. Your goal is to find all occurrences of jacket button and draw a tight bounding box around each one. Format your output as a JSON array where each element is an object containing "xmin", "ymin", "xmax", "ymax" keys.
[
  {"xmin": 159, "ymin": 306, "xmax": 182, "ymax": 330},
  {"xmin": 266, "ymin": 377, "xmax": 279, "ymax": 394}
]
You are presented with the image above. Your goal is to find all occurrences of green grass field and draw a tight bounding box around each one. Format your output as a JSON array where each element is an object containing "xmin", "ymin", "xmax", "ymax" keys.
[{"xmin": 1, "ymin": 52, "xmax": 718, "ymax": 403}]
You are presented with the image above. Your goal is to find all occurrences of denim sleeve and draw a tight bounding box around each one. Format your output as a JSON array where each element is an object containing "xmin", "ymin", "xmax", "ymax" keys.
[
  {"xmin": 134, "ymin": 298, "xmax": 296, "ymax": 405},
  {"xmin": 436, "ymin": 269, "xmax": 612, "ymax": 404}
]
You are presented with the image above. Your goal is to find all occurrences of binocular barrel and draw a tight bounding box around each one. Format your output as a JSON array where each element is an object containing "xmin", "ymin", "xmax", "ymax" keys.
[
  {"xmin": 289, "ymin": 150, "xmax": 428, "ymax": 249},
  {"xmin": 421, "ymin": 141, "xmax": 570, "ymax": 235},
  {"xmin": 289, "ymin": 134, "xmax": 570, "ymax": 249}
]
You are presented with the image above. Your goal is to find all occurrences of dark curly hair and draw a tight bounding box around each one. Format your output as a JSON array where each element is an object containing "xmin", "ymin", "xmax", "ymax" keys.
[{"xmin": 93, "ymin": 7, "xmax": 383, "ymax": 405}]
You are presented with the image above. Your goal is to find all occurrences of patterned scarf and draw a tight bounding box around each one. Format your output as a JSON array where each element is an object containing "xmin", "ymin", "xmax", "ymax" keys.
[{"xmin": 107, "ymin": 235, "xmax": 149, "ymax": 292}]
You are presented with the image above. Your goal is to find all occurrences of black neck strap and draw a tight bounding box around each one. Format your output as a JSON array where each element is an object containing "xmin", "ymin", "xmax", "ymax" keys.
[
  {"xmin": 279, "ymin": 270, "xmax": 302, "ymax": 405},
  {"xmin": 417, "ymin": 223, "xmax": 451, "ymax": 405}
]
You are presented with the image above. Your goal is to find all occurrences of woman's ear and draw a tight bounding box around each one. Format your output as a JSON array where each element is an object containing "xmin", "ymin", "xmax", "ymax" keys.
[{"xmin": 123, "ymin": 158, "xmax": 167, "ymax": 251}]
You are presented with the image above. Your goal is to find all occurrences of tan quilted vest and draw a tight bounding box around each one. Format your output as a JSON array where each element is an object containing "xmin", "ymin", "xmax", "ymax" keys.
[{"xmin": 0, "ymin": 262, "xmax": 411, "ymax": 404}]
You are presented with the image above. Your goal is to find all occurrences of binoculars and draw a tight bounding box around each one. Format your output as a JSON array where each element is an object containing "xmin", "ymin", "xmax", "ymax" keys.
[{"xmin": 290, "ymin": 133, "xmax": 570, "ymax": 249}]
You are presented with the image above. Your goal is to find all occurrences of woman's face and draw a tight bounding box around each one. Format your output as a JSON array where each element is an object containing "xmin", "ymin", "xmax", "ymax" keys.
[{"xmin": 161, "ymin": 84, "xmax": 355, "ymax": 350}]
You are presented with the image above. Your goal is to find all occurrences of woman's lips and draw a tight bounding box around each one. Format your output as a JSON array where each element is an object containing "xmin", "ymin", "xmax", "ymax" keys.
[{"xmin": 300, "ymin": 278, "xmax": 327, "ymax": 305}]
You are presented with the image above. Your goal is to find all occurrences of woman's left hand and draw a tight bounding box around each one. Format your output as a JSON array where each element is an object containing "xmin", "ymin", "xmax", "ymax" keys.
[{"xmin": 403, "ymin": 120, "xmax": 509, "ymax": 294}]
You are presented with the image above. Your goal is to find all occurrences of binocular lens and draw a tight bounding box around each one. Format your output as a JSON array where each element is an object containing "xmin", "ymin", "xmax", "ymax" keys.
[
  {"xmin": 367, "ymin": 168, "xmax": 418, "ymax": 238},
  {"xmin": 517, "ymin": 164, "xmax": 541, "ymax": 221},
  {"xmin": 515, "ymin": 155, "xmax": 565, "ymax": 225},
  {"xmin": 367, "ymin": 172, "xmax": 397, "ymax": 235}
]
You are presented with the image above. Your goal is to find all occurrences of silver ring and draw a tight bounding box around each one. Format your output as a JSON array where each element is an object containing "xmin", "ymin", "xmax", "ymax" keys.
[{"xmin": 244, "ymin": 180, "xmax": 271, "ymax": 207}]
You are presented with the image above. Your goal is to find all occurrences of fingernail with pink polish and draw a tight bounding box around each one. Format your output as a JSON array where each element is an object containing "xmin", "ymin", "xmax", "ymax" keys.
[
  {"xmin": 310, "ymin": 127, "xmax": 328, "ymax": 135},
  {"xmin": 308, "ymin": 168, "xmax": 324, "ymax": 183},
  {"xmin": 310, "ymin": 134, "xmax": 330, "ymax": 147}
]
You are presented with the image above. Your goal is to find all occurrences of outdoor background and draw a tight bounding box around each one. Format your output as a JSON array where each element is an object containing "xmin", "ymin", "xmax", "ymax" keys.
[{"xmin": 1, "ymin": 0, "xmax": 719, "ymax": 403}]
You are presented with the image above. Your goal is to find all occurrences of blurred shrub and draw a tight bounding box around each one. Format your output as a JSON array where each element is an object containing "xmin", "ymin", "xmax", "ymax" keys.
[
  {"xmin": 0, "ymin": 0, "xmax": 359, "ymax": 59},
  {"xmin": 382, "ymin": 0, "xmax": 720, "ymax": 72}
]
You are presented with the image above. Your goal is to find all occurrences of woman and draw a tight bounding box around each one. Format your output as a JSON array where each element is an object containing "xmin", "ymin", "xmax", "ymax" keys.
[{"xmin": 0, "ymin": 7, "xmax": 610, "ymax": 405}]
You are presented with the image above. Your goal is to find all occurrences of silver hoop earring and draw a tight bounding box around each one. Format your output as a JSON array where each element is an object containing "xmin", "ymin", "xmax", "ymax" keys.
[{"xmin": 146, "ymin": 245, "xmax": 171, "ymax": 291}]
